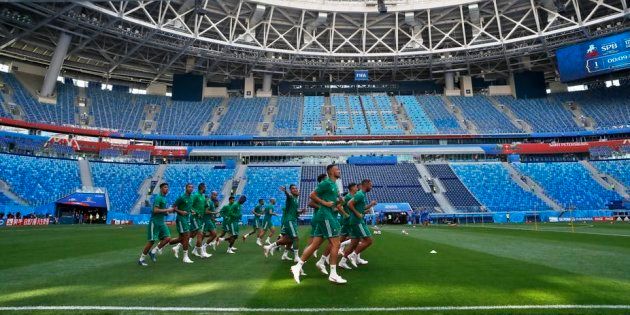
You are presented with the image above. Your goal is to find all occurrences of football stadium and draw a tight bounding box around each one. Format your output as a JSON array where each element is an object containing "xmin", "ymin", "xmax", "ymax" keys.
[{"xmin": 0, "ymin": 0, "xmax": 629, "ymax": 314}]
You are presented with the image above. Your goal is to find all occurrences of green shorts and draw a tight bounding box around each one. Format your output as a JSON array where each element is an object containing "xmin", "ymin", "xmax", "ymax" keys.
[
  {"xmin": 222, "ymin": 220, "xmax": 232, "ymax": 233},
  {"xmin": 311, "ymin": 216, "xmax": 340, "ymax": 239},
  {"xmin": 147, "ymin": 221, "xmax": 170, "ymax": 241},
  {"xmin": 203, "ymin": 220, "xmax": 216, "ymax": 232},
  {"xmin": 252, "ymin": 217, "xmax": 262, "ymax": 229},
  {"xmin": 280, "ymin": 220, "xmax": 299, "ymax": 239},
  {"xmin": 176, "ymin": 216, "xmax": 191, "ymax": 234},
  {"xmin": 310, "ymin": 219, "xmax": 318, "ymax": 237},
  {"xmin": 261, "ymin": 219, "xmax": 273, "ymax": 231},
  {"xmin": 190, "ymin": 216, "xmax": 203, "ymax": 232},
  {"xmin": 350, "ymin": 221, "xmax": 372, "ymax": 239},
  {"xmin": 339, "ymin": 223, "xmax": 351, "ymax": 237},
  {"xmin": 229, "ymin": 221, "xmax": 240, "ymax": 236}
]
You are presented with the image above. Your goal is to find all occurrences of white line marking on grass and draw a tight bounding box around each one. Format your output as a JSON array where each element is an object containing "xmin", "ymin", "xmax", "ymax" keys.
[
  {"xmin": 459, "ymin": 224, "xmax": 630, "ymax": 237},
  {"xmin": 1, "ymin": 305, "xmax": 630, "ymax": 312}
]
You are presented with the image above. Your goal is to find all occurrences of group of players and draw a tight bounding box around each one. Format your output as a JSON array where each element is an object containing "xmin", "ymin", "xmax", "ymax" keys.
[{"xmin": 137, "ymin": 164, "xmax": 376, "ymax": 285}]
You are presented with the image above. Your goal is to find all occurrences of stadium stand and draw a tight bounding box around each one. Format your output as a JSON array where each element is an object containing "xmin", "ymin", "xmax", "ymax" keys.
[
  {"xmin": 372, "ymin": 94, "xmax": 404, "ymax": 135},
  {"xmin": 426, "ymin": 164, "xmax": 481, "ymax": 211},
  {"xmin": 450, "ymin": 162, "xmax": 550, "ymax": 212},
  {"xmin": 271, "ymin": 97, "xmax": 302, "ymax": 136},
  {"xmin": 0, "ymin": 153, "xmax": 80, "ymax": 205},
  {"xmin": 0, "ymin": 192, "xmax": 20, "ymax": 206},
  {"xmin": 161, "ymin": 164, "xmax": 234, "ymax": 205},
  {"xmin": 299, "ymin": 165, "xmax": 326, "ymax": 211},
  {"xmin": 495, "ymin": 95, "xmax": 582, "ymax": 133},
  {"xmin": 241, "ymin": 166, "xmax": 301, "ymax": 214},
  {"xmin": 156, "ymin": 98, "xmax": 222, "ymax": 135},
  {"xmin": 88, "ymin": 83, "xmax": 142, "ymax": 132},
  {"xmin": 214, "ymin": 97, "xmax": 268, "ymax": 135},
  {"xmin": 90, "ymin": 161, "xmax": 156, "ymax": 213},
  {"xmin": 592, "ymin": 160, "xmax": 630, "ymax": 191},
  {"xmin": 449, "ymin": 96, "xmax": 520, "ymax": 134},
  {"xmin": 514, "ymin": 162, "xmax": 621, "ymax": 210},
  {"xmin": 332, "ymin": 95, "xmax": 369, "ymax": 135},
  {"xmin": 416, "ymin": 95, "xmax": 465, "ymax": 134},
  {"xmin": 338, "ymin": 164, "xmax": 438, "ymax": 209},
  {"xmin": 301, "ymin": 96, "xmax": 326, "ymax": 135},
  {"xmin": 553, "ymin": 87, "xmax": 630, "ymax": 130},
  {"xmin": 395, "ymin": 95, "xmax": 437, "ymax": 134}
]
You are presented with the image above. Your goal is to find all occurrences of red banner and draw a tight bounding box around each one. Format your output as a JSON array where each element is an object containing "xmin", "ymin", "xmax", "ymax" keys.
[
  {"xmin": 593, "ymin": 216, "xmax": 616, "ymax": 222},
  {"xmin": 501, "ymin": 139, "xmax": 630, "ymax": 154},
  {"xmin": 4, "ymin": 218, "xmax": 50, "ymax": 226}
]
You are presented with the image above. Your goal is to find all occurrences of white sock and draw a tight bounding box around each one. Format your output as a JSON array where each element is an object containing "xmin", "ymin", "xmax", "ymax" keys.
[
  {"xmin": 196, "ymin": 246, "xmax": 202, "ymax": 252},
  {"xmin": 183, "ymin": 250, "xmax": 189, "ymax": 258},
  {"xmin": 293, "ymin": 249, "xmax": 299, "ymax": 257},
  {"xmin": 150, "ymin": 247, "xmax": 158, "ymax": 255},
  {"xmin": 219, "ymin": 237, "xmax": 225, "ymax": 241},
  {"xmin": 270, "ymin": 242, "xmax": 278, "ymax": 249},
  {"xmin": 330, "ymin": 264, "xmax": 338, "ymax": 276},
  {"xmin": 265, "ymin": 237, "xmax": 270, "ymax": 243},
  {"xmin": 296, "ymin": 259, "xmax": 305, "ymax": 268},
  {"xmin": 341, "ymin": 239, "xmax": 352, "ymax": 247},
  {"xmin": 318, "ymin": 255, "xmax": 327, "ymax": 264},
  {"xmin": 357, "ymin": 253, "xmax": 362, "ymax": 260},
  {"xmin": 140, "ymin": 253, "xmax": 147, "ymax": 260}
]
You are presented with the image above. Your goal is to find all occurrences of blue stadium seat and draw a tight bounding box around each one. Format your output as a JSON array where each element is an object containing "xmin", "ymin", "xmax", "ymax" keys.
[
  {"xmin": 241, "ymin": 166, "xmax": 301, "ymax": 215},
  {"xmin": 495, "ymin": 95, "xmax": 582, "ymax": 133},
  {"xmin": 91, "ymin": 161, "xmax": 156, "ymax": 213},
  {"xmin": 162, "ymin": 164, "xmax": 234, "ymax": 206},
  {"xmin": 449, "ymin": 96, "xmax": 520, "ymax": 134},
  {"xmin": 395, "ymin": 95, "xmax": 437, "ymax": 134},
  {"xmin": 272, "ymin": 97, "xmax": 302, "ymax": 136},
  {"xmin": 416, "ymin": 95, "xmax": 465, "ymax": 134},
  {"xmin": 426, "ymin": 164, "xmax": 481, "ymax": 210},
  {"xmin": 592, "ymin": 160, "xmax": 630, "ymax": 192},
  {"xmin": 213, "ymin": 98, "xmax": 268, "ymax": 135}
]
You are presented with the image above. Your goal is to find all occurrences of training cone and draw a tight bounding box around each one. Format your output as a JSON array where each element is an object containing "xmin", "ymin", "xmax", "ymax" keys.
[{"xmin": 430, "ymin": 250, "xmax": 437, "ymax": 254}]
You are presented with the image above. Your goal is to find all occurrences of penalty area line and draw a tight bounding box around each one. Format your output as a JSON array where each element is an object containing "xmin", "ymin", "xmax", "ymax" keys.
[{"xmin": 1, "ymin": 305, "xmax": 630, "ymax": 312}]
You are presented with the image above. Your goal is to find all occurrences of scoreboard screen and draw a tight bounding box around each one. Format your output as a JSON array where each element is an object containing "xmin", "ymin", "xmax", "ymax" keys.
[{"xmin": 556, "ymin": 31, "xmax": 630, "ymax": 82}]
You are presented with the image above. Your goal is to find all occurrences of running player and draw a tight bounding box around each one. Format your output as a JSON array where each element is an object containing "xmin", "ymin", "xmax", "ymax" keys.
[
  {"xmin": 291, "ymin": 164, "xmax": 347, "ymax": 284},
  {"xmin": 337, "ymin": 183, "xmax": 359, "ymax": 267},
  {"xmin": 306, "ymin": 173, "xmax": 327, "ymax": 259},
  {"xmin": 341, "ymin": 178, "xmax": 377, "ymax": 268},
  {"xmin": 264, "ymin": 185, "xmax": 301, "ymax": 259},
  {"xmin": 243, "ymin": 199, "xmax": 265, "ymax": 243},
  {"xmin": 216, "ymin": 196, "xmax": 235, "ymax": 247},
  {"xmin": 190, "ymin": 183, "xmax": 211, "ymax": 258},
  {"xmin": 225, "ymin": 195, "xmax": 247, "ymax": 254},
  {"xmin": 169, "ymin": 183, "xmax": 195, "ymax": 264},
  {"xmin": 257, "ymin": 198, "xmax": 277, "ymax": 245},
  {"xmin": 138, "ymin": 183, "xmax": 173, "ymax": 266},
  {"xmin": 202, "ymin": 191, "xmax": 220, "ymax": 253}
]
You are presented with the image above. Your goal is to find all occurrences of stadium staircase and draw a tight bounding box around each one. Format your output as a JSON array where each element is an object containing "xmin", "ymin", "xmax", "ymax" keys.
[
  {"xmin": 78, "ymin": 159, "xmax": 95, "ymax": 188},
  {"xmin": 502, "ymin": 162, "xmax": 563, "ymax": 210},
  {"xmin": 0, "ymin": 179, "xmax": 29, "ymax": 205},
  {"xmin": 357, "ymin": 95, "xmax": 372, "ymax": 134},
  {"xmin": 580, "ymin": 160, "xmax": 629, "ymax": 199},
  {"xmin": 415, "ymin": 163, "xmax": 455, "ymax": 213},
  {"xmin": 390, "ymin": 95, "xmax": 413, "ymax": 134},
  {"xmin": 259, "ymin": 96, "xmax": 277, "ymax": 136},
  {"xmin": 441, "ymin": 95, "xmax": 477, "ymax": 134},
  {"xmin": 0, "ymin": 77, "xmax": 23, "ymax": 120},
  {"xmin": 203, "ymin": 98, "xmax": 228, "ymax": 135},
  {"xmin": 488, "ymin": 97, "xmax": 533, "ymax": 133},
  {"xmin": 563, "ymin": 101, "xmax": 596, "ymax": 130},
  {"xmin": 218, "ymin": 164, "xmax": 247, "ymax": 208},
  {"xmin": 131, "ymin": 163, "xmax": 167, "ymax": 214}
]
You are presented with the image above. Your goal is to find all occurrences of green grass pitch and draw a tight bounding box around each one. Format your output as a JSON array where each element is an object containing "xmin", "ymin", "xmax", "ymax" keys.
[{"xmin": 0, "ymin": 223, "xmax": 629, "ymax": 314}]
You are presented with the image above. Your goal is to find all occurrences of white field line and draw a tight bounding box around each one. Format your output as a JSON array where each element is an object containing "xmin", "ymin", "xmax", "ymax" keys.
[{"xmin": 0, "ymin": 305, "xmax": 629, "ymax": 312}]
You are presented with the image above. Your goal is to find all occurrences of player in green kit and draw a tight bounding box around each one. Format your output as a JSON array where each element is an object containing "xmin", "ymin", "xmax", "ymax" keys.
[
  {"xmin": 138, "ymin": 183, "xmax": 173, "ymax": 266},
  {"xmin": 216, "ymin": 196, "xmax": 235, "ymax": 248},
  {"xmin": 243, "ymin": 199, "xmax": 265, "ymax": 244},
  {"xmin": 342, "ymin": 178, "xmax": 377, "ymax": 268},
  {"xmin": 257, "ymin": 198, "xmax": 277, "ymax": 245},
  {"xmin": 224, "ymin": 195, "xmax": 247, "ymax": 254},
  {"xmin": 190, "ymin": 183, "xmax": 211, "ymax": 258},
  {"xmin": 306, "ymin": 173, "xmax": 327, "ymax": 259},
  {"xmin": 169, "ymin": 183, "xmax": 195, "ymax": 263},
  {"xmin": 291, "ymin": 164, "xmax": 348, "ymax": 284},
  {"xmin": 337, "ymin": 183, "xmax": 359, "ymax": 268},
  {"xmin": 264, "ymin": 185, "xmax": 303, "ymax": 261},
  {"xmin": 202, "ymin": 191, "xmax": 220, "ymax": 252}
]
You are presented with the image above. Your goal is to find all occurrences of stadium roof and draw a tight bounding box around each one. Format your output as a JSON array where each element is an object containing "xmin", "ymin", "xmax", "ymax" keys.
[{"xmin": 0, "ymin": 1, "xmax": 628, "ymax": 86}]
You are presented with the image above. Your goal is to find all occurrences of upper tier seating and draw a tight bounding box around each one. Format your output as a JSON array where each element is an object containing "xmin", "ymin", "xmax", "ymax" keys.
[
  {"xmin": 426, "ymin": 164, "xmax": 481, "ymax": 210},
  {"xmin": 450, "ymin": 162, "xmax": 550, "ymax": 212},
  {"xmin": 553, "ymin": 87, "xmax": 630, "ymax": 130},
  {"xmin": 90, "ymin": 161, "xmax": 156, "ymax": 213},
  {"xmin": 241, "ymin": 166, "xmax": 301, "ymax": 214},
  {"xmin": 214, "ymin": 98, "xmax": 268, "ymax": 135},
  {"xmin": 395, "ymin": 95, "xmax": 437, "ymax": 134},
  {"xmin": 333, "ymin": 95, "xmax": 369, "ymax": 135},
  {"xmin": 155, "ymin": 98, "xmax": 221, "ymax": 135},
  {"xmin": 162, "ymin": 164, "xmax": 234, "ymax": 206},
  {"xmin": 0, "ymin": 153, "xmax": 80, "ymax": 205},
  {"xmin": 1, "ymin": 73, "xmax": 76, "ymax": 125},
  {"xmin": 514, "ymin": 162, "xmax": 620, "ymax": 210},
  {"xmin": 299, "ymin": 165, "xmax": 327, "ymax": 212},
  {"xmin": 301, "ymin": 96, "xmax": 326, "ymax": 135},
  {"xmin": 88, "ymin": 85, "xmax": 142, "ymax": 132},
  {"xmin": 417, "ymin": 95, "xmax": 465, "ymax": 134},
  {"xmin": 495, "ymin": 96, "xmax": 582, "ymax": 133},
  {"xmin": 592, "ymin": 160, "xmax": 630, "ymax": 192},
  {"xmin": 372, "ymin": 95, "xmax": 404, "ymax": 135},
  {"xmin": 449, "ymin": 96, "xmax": 520, "ymax": 134},
  {"xmin": 272, "ymin": 97, "xmax": 302, "ymax": 136},
  {"xmin": 362, "ymin": 95, "xmax": 403, "ymax": 135}
]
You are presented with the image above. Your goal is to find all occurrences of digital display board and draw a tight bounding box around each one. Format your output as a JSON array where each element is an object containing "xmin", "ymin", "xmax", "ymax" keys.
[
  {"xmin": 556, "ymin": 31, "xmax": 630, "ymax": 82},
  {"xmin": 354, "ymin": 70, "xmax": 369, "ymax": 81}
]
